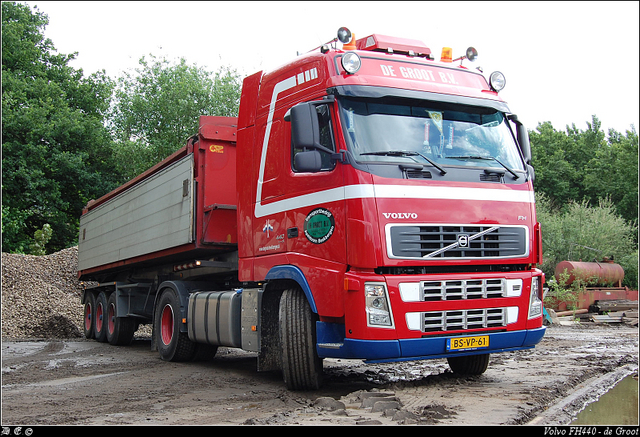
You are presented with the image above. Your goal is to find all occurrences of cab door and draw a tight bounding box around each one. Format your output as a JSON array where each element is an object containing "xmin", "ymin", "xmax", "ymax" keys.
[
  {"xmin": 285, "ymin": 101, "xmax": 346, "ymax": 267},
  {"xmin": 252, "ymin": 98, "xmax": 346, "ymax": 263}
]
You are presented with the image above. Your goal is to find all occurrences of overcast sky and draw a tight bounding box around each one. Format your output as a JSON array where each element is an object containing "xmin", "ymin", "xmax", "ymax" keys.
[{"xmin": 25, "ymin": 1, "xmax": 639, "ymax": 134}]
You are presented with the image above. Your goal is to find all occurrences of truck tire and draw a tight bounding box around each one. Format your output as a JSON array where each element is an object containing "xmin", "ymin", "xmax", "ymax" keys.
[
  {"xmin": 94, "ymin": 292, "xmax": 109, "ymax": 343},
  {"xmin": 192, "ymin": 343, "xmax": 219, "ymax": 362},
  {"xmin": 447, "ymin": 353, "xmax": 490, "ymax": 375},
  {"xmin": 279, "ymin": 287, "xmax": 323, "ymax": 390},
  {"xmin": 83, "ymin": 292, "xmax": 96, "ymax": 339},
  {"xmin": 154, "ymin": 288, "xmax": 196, "ymax": 362},
  {"xmin": 106, "ymin": 292, "xmax": 137, "ymax": 346}
]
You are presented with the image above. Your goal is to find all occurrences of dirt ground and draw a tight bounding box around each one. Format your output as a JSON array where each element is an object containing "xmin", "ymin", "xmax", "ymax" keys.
[{"xmin": 1, "ymin": 323, "xmax": 637, "ymax": 426}]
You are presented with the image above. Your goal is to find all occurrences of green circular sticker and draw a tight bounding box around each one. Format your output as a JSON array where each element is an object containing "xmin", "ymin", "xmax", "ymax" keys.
[{"xmin": 304, "ymin": 208, "xmax": 335, "ymax": 244}]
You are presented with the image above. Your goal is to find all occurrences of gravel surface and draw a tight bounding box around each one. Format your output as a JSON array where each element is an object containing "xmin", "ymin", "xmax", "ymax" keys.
[
  {"xmin": 1, "ymin": 247, "xmax": 638, "ymax": 426},
  {"xmin": 2, "ymin": 247, "xmax": 85, "ymax": 340}
]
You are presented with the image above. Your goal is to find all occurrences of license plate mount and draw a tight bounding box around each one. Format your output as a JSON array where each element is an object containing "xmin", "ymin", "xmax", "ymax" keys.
[{"xmin": 446, "ymin": 335, "xmax": 489, "ymax": 351}]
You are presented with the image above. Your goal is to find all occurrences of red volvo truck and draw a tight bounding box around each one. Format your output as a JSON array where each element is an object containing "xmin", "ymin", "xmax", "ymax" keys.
[{"xmin": 78, "ymin": 28, "xmax": 545, "ymax": 390}]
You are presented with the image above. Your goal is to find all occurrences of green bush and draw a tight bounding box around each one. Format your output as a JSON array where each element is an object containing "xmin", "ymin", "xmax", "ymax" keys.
[
  {"xmin": 29, "ymin": 223, "xmax": 52, "ymax": 256},
  {"xmin": 537, "ymin": 194, "xmax": 638, "ymax": 289},
  {"xmin": 618, "ymin": 250, "xmax": 638, "ymax": 290}
]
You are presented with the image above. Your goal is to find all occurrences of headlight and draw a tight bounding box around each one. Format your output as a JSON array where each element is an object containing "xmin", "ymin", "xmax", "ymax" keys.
[
  {"xmin": 489, "ymin": 71, "xmax": 506, "ymax": 92},
  {"xmin": 528, "ymin": 276, "xmax": 543, "ymax": 319},
  {"xmin": 341, "ymin": 52, "xmax": 361, "ymax": 74},
  {"xmin": 365, "ymin": 283, "xmax": 394, "ymax": 327}
]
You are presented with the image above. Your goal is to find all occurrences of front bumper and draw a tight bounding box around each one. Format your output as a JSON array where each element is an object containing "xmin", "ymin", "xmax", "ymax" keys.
[{"xmin": 316, "ymin": 324, "xmax": 546, "ymax": 363}]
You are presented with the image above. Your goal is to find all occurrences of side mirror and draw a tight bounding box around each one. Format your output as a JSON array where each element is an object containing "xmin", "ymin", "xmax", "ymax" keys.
[
  {"xmin": 288, "ymin": 98, "xmax": 342, "ymax": 172},
  {"xmin": 290, "ymin": 102, "xmax": 320, "ymax": 150},
  {"xmin": 517, "ymin": 123, "xmax": 532, "ymax": 165},
  {"xmin": 294, "ymin": 150, "xmax": 323, "ymax": 172},
  {"xmin": 508, "ymin": 114, "xmax": 532, "ymax": 165}
]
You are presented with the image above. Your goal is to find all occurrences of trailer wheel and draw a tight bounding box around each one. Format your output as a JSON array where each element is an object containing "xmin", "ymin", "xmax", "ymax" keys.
[
  {"xmin": 154, "ymin": 288, "xmax": 196, "ymax": 362},
  {"xmin": 94, "ymin": 292, "xmax": 109, "ymax": 343},
  {"xmin": 106, "ymin": 292, "xmax": 137, "ymax": 346},
  {"xmin": 447, "ymin": 353, "xmax": 490, "ymax": 375},
  {"xmin": 83, "ymin": 292, "xmax": 96, "ymax": 339},
  {"xmin": 279, "ymin": 287, "xmax": 323, "ymax": 390}
]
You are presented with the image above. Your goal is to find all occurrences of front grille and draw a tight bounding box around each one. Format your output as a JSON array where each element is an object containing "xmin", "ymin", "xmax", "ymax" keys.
[
  {"xmin": 422, "ymin": 308, "xmax": 507, "ymax": 332},
  {"xmin": 422, "ymin": 278, "xmax": 512, "ymax": 301},
  {"xmin": 387, "ymin": 224, "xmax": 527, "ymax": 260}
]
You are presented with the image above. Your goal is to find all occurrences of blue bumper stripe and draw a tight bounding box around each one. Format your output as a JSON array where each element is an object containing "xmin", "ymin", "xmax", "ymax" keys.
[{"xmin": 316, "ymin": 325, "xmax": 546, "ymax": 362}]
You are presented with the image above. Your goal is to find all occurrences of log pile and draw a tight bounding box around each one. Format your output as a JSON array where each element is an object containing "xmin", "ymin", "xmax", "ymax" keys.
[
  {"xmin": 547, "ymin": 300, "xmax": 638, "ymax": 326},
  {"xmin": 590, "ymin": 300, "xmax": 638, "ymax": 326}
]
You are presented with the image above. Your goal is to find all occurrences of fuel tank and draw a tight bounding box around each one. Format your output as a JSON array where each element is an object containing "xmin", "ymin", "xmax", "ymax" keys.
[{"xmin": 554, "ymin": 260, "xmax": 624, "ymax": 286}]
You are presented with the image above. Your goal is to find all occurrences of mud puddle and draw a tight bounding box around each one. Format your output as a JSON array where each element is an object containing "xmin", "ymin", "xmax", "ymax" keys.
[{"xmin": 571, "ymin": 373, "xmax": 638, "ymax": 425}]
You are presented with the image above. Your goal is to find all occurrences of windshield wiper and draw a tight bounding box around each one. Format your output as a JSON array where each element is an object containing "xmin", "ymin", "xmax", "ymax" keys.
[
  {"xmin": 360, "ymin": 150, "xmax": 446, "ymax": 175},
  {"xmin": 447, "ymin": 155, "xmax": 519, "ymax": 180}
]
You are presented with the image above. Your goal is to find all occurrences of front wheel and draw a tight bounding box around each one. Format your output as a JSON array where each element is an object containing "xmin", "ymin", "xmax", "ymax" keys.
[
  {"xmin": 447, "ymin": 353, "xmax": 490, "ymax": 375},
  {"xmin": 154, "ymin": 288, "xmax": 196, "ymax": 362},
  {"xmin": 279, "ymin": 287, "xmax": 323, "ymax": 390}
]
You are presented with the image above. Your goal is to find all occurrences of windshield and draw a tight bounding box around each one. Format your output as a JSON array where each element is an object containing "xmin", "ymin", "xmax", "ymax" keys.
[{"xmin": 338, "ymin": 97, "xmax": 525, "ymax": 172}]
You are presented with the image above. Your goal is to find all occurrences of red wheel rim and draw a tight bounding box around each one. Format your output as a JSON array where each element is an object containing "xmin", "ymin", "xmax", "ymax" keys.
[
  {"xmin": 96, "ymin": 303, "xmax": 103, "ymax": 332},
  {"xmin": 108, "ymin": 302, "xmax": 116, "ymax": 335},
  {"xmin": 84, "ymin": 303, "xmax": 92, "ymax": 331},
  {"xmin": 160, "ymin": 304, "xmax": 174, "ymax": 346}
]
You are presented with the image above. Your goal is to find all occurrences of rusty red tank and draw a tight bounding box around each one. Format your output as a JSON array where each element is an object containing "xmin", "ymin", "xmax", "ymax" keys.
[{"xmin": 554, "ymin": 260, "xmax": 625, "ymax": 286}]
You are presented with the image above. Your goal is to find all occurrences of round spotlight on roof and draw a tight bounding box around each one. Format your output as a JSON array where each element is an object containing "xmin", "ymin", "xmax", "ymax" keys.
[
  {"xmin": 337, "ymin": 27, "xmax": 352, "ymax": 44},
  {"xmin": 466, "ymin": 47, "xmax": 478, "ymax": 62},
  {"xmin": 489, "ymin": 71, "xmax": 506, "ymax": 92},
  {"xmin": 341, "ymin": 51, "xmax": 361, "ymax": 74}
]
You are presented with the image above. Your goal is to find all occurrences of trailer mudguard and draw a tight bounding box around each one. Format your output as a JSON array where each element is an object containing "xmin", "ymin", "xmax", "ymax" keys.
[{"xmin": 265, "ymin": 265, "xmax": 317, "ymax": 313}]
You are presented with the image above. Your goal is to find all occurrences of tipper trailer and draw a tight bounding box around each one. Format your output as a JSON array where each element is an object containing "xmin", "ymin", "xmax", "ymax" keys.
[{"xmin": 78, "ymin": 28, "xmax": 546, "ymax": 390}]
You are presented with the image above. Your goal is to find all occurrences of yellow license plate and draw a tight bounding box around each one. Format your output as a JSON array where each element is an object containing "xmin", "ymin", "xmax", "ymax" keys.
[{"xmin": 446, "ymin": 335, "xmax": 489, "ymax": 351}]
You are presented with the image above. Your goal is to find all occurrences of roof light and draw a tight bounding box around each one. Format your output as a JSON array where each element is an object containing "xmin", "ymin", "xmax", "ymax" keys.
[
  {"xmin": 489, "ymin": 71, "xmax": 506, "ymax": 92},
  {"xmin": 440, "ymin": 47, "xmax": 453, "ymax": 62},
  {"xmin": 342, "ymin": 33, "xmax": 357, "ymax": 50},
  {"xmin": 466, "ymin": 47, "xmax": 478, "ymax": 62},
  {"xmin": 337, "ymin": 27, "xmax": 352, "ymax": 44},
  {"xmin": 453, "ymin": 47, "xmax": 478, "ymax": 64},
  {"xmin": 341, "ymin": 51, "xmax": 361, "ymax": 74},
  {"xmin": 357, "ymin": 34, "xmax": 432, "ymax": 58}
]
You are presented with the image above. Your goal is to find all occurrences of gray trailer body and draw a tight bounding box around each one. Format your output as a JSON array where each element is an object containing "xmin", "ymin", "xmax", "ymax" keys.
[{"xmin": 78, "ymin": 155, "xmax": 195, "ymax": 272}]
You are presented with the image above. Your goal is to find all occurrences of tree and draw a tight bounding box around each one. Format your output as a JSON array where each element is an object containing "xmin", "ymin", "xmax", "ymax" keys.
[
  {"xmin": 109, "ymin": 54, "xmax": 242, "ymax": 180},
  {"xmin": 530, "ymin": 116, "xmax": 638, "ymax": 225},
  {"xmin": 2, "ymin": 2, "xmax": 119, "ymax": 253},
  {"xmin": 529, "ymin": 121, "xmax": 579, "ymax": 207},
  {"xmin": 583, "ymin": 126, "xmax": 638, "ymax": 224}
]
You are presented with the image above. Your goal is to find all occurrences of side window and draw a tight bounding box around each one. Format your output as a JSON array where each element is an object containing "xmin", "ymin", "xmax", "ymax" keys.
[{"xmin": 292, "ymin": 103, "xmax": 336, "ymax": 172}]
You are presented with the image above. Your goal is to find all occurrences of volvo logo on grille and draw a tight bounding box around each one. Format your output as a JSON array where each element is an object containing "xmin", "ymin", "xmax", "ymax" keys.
[{"xmin": 457, "ymin": 234, "xmax": 469, "ymax": 248}]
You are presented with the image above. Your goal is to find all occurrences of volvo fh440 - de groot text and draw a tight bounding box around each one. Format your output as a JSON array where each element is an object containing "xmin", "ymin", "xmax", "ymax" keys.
[{"xmin": 78, "ymin": 28, "xmax": 545, "ymax": 390}]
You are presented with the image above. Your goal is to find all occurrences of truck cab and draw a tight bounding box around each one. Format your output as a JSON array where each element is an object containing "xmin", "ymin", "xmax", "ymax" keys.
[{"xmin": 235, "ymin": 30, "xmax": 544, "ymax": 386}]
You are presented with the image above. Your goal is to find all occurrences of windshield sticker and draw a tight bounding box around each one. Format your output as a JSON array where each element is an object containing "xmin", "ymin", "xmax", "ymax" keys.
[
  {"xmin": 428, "ymin": 111, "xmax": 443, "ymax": 134},
  {"xmin": 423, "ymin": 121, "xmax": 431, "ymax": 153},
  {"xmin": 346, "ymin": 109, "xmax": 355, "ymax": 133},
  {"xmin": 304, "ymin": 208, "xmax": 335, "ymax": 244}
]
